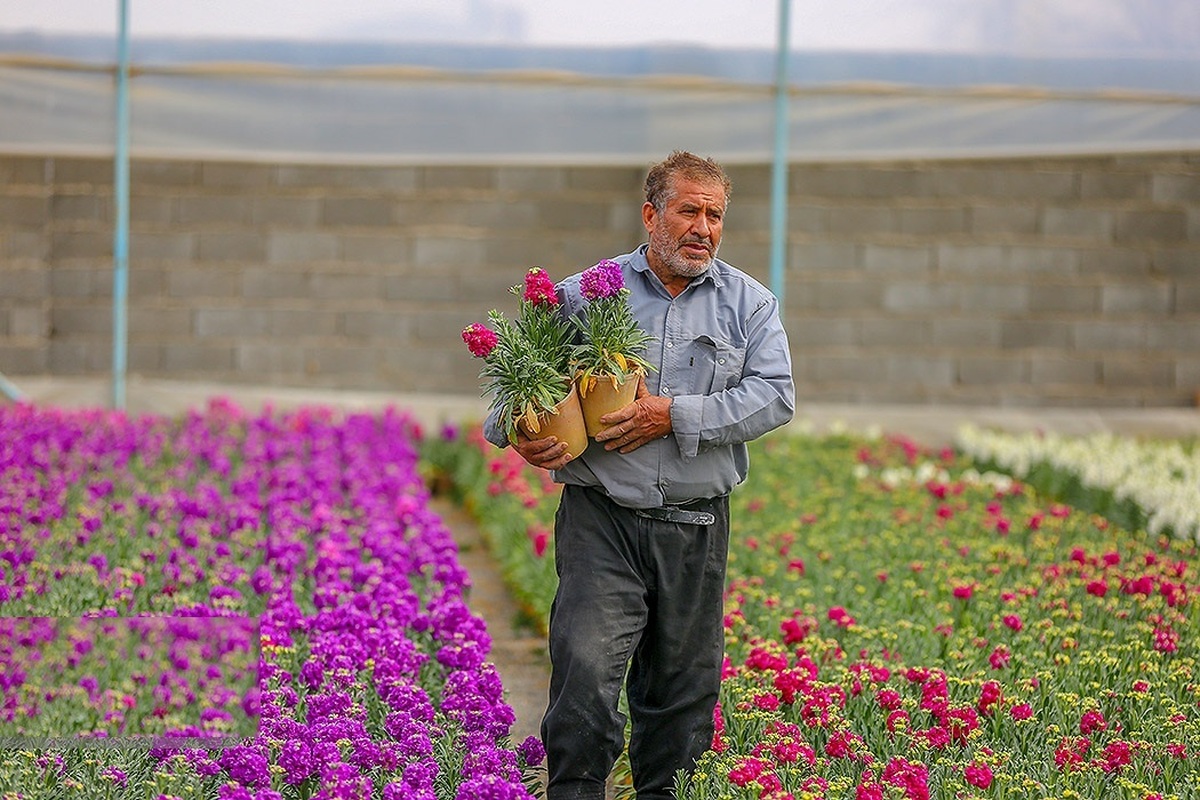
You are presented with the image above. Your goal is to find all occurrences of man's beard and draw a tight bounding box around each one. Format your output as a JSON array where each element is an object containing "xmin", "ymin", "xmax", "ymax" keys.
[{"xmin": 649, "ymin": 224, "xmax": 717, "ymax": 278}]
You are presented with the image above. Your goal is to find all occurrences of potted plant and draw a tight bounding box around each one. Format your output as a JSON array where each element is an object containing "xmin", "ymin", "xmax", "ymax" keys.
[
  {"xmin": 570, "ymin": 259, "xmax": 656, "ymax": 437},
  {"xmin": 462, "ymin": 267, "xmax": 588, "ymax": 458}
]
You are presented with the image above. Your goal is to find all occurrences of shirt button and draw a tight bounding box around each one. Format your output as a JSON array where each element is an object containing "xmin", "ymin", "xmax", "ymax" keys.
[
  {"xmin": 666, "ymin": 342, "xmax": 673, "ymax": 348},
  {"xmin": 663, "ymin": 387, "xmax": 671, "ymax": 394},
  {"xmin": 718, "ymin": 358, "xmax": 725, "ymax": 364}
]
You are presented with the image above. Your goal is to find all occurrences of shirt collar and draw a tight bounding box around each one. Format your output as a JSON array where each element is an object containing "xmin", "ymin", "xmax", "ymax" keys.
[{"xmin": 630, "ymin": 243, "xmax": 724, "ymax": 292}]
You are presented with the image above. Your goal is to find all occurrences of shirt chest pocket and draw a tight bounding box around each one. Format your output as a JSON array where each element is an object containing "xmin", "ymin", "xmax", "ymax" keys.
[{"xmin": 688, "ymin": 334, "xmax": 747, "ymax": 394}]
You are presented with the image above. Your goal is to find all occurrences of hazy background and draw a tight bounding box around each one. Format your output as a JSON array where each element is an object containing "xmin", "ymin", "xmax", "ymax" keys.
[{"xmin": 2, "ymin": 0, "xmax": 1198, "ymax": 56}]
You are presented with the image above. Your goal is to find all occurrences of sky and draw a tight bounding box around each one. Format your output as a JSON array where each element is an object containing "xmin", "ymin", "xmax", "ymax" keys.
[{"xmin": 1, "ymin": 0, "xmax": 1197, "ymax": 55}]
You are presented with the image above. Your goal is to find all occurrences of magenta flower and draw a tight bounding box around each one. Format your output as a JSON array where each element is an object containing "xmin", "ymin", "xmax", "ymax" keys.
[
  {"xmin": 522, "ymin": 267, "xmax": 558, "ymax": 307},
  {"xmin": 579, "ymin": 259, "xmax": 624, "ymax": 300},
  {"xmin": 462, "ymin": 323, "xmax": 499, "ymax": 359}
]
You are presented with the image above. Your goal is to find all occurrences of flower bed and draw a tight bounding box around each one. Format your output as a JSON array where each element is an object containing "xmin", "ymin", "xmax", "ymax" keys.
[
  {"xmin": 423, "ymin": 425, "xmax": 1199, "ymax": 800},
  {"xmin": 957, "ymin": 424, "xmax": 1200, "ymax": 544},
  {"xmin": 0, "ymin": 400, "xmax": 543, "ymax": 800}
]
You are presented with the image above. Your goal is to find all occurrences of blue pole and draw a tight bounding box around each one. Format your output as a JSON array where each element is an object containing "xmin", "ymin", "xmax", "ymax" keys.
[
  {"xmin": 769, "ymin": 0, "xmax": 791, "ymax": 310},
  {"xmin": 112, "ymin": 0, "xmax": 130, "ymax": 410}
]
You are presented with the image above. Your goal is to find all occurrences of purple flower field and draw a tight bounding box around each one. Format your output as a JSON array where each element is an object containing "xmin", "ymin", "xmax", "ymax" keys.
[{"xmin": 0, "ymin": 399, "xmax": 543, "ymax": 800}]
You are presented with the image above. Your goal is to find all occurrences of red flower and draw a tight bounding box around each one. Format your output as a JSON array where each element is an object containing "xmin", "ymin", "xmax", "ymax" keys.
[
  {"xmin": 461, "ymin": 322, "xmax": 499, "ymax": 358},
  {"xmin": 977, "ymin": 680, "xmax": 1003, "ymax": 714},
  {"xmin": 522, "ymin": 267, "xmax": 558, "ymax": 306},
  {"xmin": 952, "ymin": 583, "xmax": 975, "ymax": 600},
  {"xmin": 964, "ymin": 762, "xmax": 994, "ymax": 789},
  {"xmin": 1010, "ymin": 703, "xmax": 1034, "ymax": 721},
  {"xmin": 1002, "ymin": 614, "xmax": 1023, "ymax": 632},
  {"xmin": 828, "ymin": 606, "xmax": 856, "ymax": 628},
  {"xmin": 1080, "ymin": 709, "xmax": 1107, "ymax": 735},
  {"xmin": 1054, "ymin": 736, "xmax": 1090, "ymax": 771},
  {"xmin": 988, "ymin": 645, "xmax": 1011, "ymax": 671},
  {"xmin": 1086, "ymin": 579, "xmax": 1108, "ymax": 597}
]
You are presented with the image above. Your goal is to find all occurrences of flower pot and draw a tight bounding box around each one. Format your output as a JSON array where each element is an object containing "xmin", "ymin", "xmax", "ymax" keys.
[
  {"xmin": 517, "ymin": 386, "xmax": 589, "ymax": 460},
  {"xmin": 577, "ymin": 372, "xmax": 639, "ymax": 438}
]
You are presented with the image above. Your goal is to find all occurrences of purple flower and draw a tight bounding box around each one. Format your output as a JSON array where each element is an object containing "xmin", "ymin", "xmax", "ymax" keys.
[
  {"xmin": 579, "ymin": 259, "xmax": 624, "ymax": 300},
  {"xmin": 518, "ymin": 736, "xmax": 546, "ymax": 767}
]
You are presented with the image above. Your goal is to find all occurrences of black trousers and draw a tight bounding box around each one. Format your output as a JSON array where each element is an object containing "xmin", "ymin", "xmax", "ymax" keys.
[{"xmin": 542, "ymin": 485, "xmax": 730, "ymax": 800}]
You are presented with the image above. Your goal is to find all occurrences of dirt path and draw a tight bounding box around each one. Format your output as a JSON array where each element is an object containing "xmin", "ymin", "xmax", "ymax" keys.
[{"xmin": 430, "ymin": 497, "xmax": 551, "ymax": 756}]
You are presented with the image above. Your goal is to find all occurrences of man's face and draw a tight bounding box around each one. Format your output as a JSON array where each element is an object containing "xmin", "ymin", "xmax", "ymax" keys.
[{"xmin": 644, "ymin": 176, "xmax": 726, "ymax": 279}]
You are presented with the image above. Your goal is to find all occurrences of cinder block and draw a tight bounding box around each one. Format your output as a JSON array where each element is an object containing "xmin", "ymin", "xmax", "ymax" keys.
[
  {"xmin": 860, "ymin": 318, "xmax": 931, "ymax": 347},
  {"xmin": 536, "ymin": 200, "xmax": 617, "ymax": 231},
  {"xmin": 162, "ymin": 344, "xmax": 235, "ymax": 372},
  {"xmin": 49, "ymin": 267, "xmax": 100, "ymax": 298},
  {"xmin": 784, "ymin": 317, "xmax": 860, "ymax": 347},
  {"xmin": 309, "ymin": 273, "xmax": 384, "ymax": 301},
  {"xmin": 251, "ymin": 197, "xmax": 322, "ymax": 226},
  {"xmin": 1152, "ymin": 248, "xmax": 1200, "ymax": 277},
  {"xmin": 127, "ymin": 342, "xmax": 163, "ymax": 371},
  {"xmin": 1175, "ymin": 282, "xmax": 1200, "ymax": 314},
  {"xmin": 242, "ymin": 268, "xmax": 310, "ymax": 299},
  {"xmin": 496, "ymin": 166, "xmax": 566, "ymax": 193},
  {"xmin": 129, "ymin": 308, "xmax": 192, "ymax": 337},
  {"xmin": 960, "ymin": 284, "xmax": 1029, "ymax": 314},
  {"xmin": 7, "ymin": 307, "xmax": 48, "ymax": 337},
  {"xmin": 1073, "ymin": 321, "xmax": 1146, "ymax": 350},
  {"xmin": 321, "ymin": 197, "xmax": 393, "ymax": 227},
  {"xmin": 267, "ymin": 231, "xmax": 341, "ymax": 264},
  {"xmin": 50, "ymin": 231, "xmax": 111, "ymax": 260},
  {"xmin": 1041, "ymin": 208, "xmax": 1113, "ymax": 239},
  {"xmin": 194, "ymin": 308, "xmax": 269, "ymax": 338},
  {"xmin": 1, "ymin": 269, "xmax": 50, "ymax": 299},
  {"xmin": 1081, "ymin": 171, "xmax": 1149, "ymax": 201},
  {"xmin": 47, "ymin": 340, "xmax": 109, "ymax": 372},
  {"xmin": 1146, "ymin": 322, "xmax": 1200, "ymax": 351},
  {"xmin": 789, "ymin": 241, "xmax": 859, "ymax": 272},
  {"xmin": 131, "ymin": 232, "xmax": 196, "ymax": 260},
  {"xmin": 1030, "ymin": 357, "xmax": 1099, "ymax": 386},
  {"xmin": 811, "ymin": 354, "xmax": 891, "ymax": 383},
  {"xmin": 1000, "ymin": 320, "xmax": 1072, "ymax": 349},
  {"xmin": 131, "ymin": 160, "xmax": 199, "ymax": 186},
  {"xmin": 420, "ymin": 166, "xmax": 494, "ymax": 192},
  {"xmin": 198, "ymin": 232, "xmax": 266, "ymax": 262},
  {"xmin": 815, "ymin": 279, "xmax": 883, "ymax": 311},
  {"xmin": 3, "ymin": 231, "xmax": 46, "ymax": 260},
  {"xmin": 885, "ymin": 356, "xmax": 955, "ymax": 387},
  {"xmin": 882, "ymin": 283, "xmax": 958, "ymax": 313},
  {"xmin": 1115, "ymin": 210, "xmax": 1188, "ymax": 242},
  {"xmin": 235, "ymin": 343, "xmax": 309, "ymax": 374},
  {"xmin": 1007, "ymin": 245, "xmax": 1079, "ymax": 274},
  {"xmin": 341, "ymin": 234, "xmax": 409, "ymax": 265},
  {"xmin": 0, "ymin": 195, "xmax": 49, "ymax": 228},
  {"xmin": 787, "ymin": 206, "xmax": 829, "ymax": 235},
  {"xmin": 1102, "ymin": 358, "xmax": 1174, "ymax": 388},
  {"xmin": 0, "ymin": 344, "xmax": 48, "ymax": 372},
  {"xmin": 932, "ymin": 319, "xmax": 1001, "ymax": 347},
  {"xmin": 50, "ymin": 193, "xmax": 107, "ymax": 223},
  {"xmin": 957, "ymin": 357, "xmax": 1029, "ymax": 385},
  {"xmin": 412, "ymin": 308, "xmax": 477, "ymax": 342},
  {"xmin": 936, "ymin": 244, "xmax": 1007, "ymax": 275},
  {"xmin": 797, "ymin": 167, "xmax": 925, "ymax": 199},
  {"xmin": 1027, "ymin": 285, "xmax": 1099, "ymax": 314},
  {"xmin": 894, "ymin": 206, "xmax": 968, "ymax": 236},
  {"xmin": 413, "ymin": 236, "xmax": 488, "ymax": 268},
  {"xmin": 299, "ymin": 345, "xmax": 378, "ymax": 375},
  {"xmin": 970, "ymin": 205, "xmax": 1039, "ymax": 236},
  {"xmin": 177, "ymin": 195, "xmax": 252, "ymax": 225},
  {"xmin": 861, "ymin": 244, "xmax": 932, "ymax": 275},
  {"xmin": 1176, "ymin": 359, "xmax": 1200, "ymax": 394},
  {"xmin": 381, "ymin": 273, "xmax": 460, "ymax": 303},
  {"xmin": 130, "ymin": 195, "xmax": 175, "ymax": 225},
  {"xmin": 1078, "ymin": 248, "xmax": 1151, "ymax": 276},
  {"xmin": 342, "ymin": 310, "xmax": 411, "ymax": 339},
  {"xmin": 53, "ymin": 158, "xmax": 113, "ymax": 187},
  {"xmin": 564, "ymin": 166, "xmax": 642, "ymax": 193},
  {"xmin": 825, "ymin": 206, "xmax": 894, "ymax": 236},
  {"xmin": 268, "ymin": 308, "xmax": 340, "ymax": 337},
  {"xmin": 3, "ymin": 157, "xmax": 49, "ymax": 186},
  {"xmin": 201, "ymin": 162, "xmax": 273, "ymax": 188},
  {"xmin": 1151, "ymin": 173, "xmax": 1200, "ymax": 204},
  {"xmin": 1100, "ymin": 284, "xmax": 1172, "ymax": 314}
]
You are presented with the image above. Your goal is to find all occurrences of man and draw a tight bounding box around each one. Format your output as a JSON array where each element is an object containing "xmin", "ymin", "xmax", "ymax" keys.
[{"xmin": 485, "ymin": 150, "xmax": 794, "ymax": 800}]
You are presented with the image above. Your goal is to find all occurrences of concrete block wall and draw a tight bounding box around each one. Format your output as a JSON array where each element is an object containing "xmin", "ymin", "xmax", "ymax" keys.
[{"xmin": 1, "ymin": 151, "xmax": 1197, "ymax": 406}]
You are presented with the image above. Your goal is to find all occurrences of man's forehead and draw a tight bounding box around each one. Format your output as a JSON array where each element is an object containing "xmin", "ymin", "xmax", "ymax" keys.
[{"xmin": 668, "ymin": 177, "xmax": 726, "ymax": 206}]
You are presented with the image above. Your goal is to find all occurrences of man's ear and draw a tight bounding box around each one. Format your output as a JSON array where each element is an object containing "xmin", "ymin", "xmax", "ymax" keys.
[{"xmin": 641, "ymin": 201, "xmax": 656, "ymax": 233}]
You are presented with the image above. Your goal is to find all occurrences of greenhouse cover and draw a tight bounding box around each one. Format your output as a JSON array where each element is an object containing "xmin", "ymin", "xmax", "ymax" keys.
[{"xmin": 1, "ymin": 33, "xmax": 1198, "ymax": 163}]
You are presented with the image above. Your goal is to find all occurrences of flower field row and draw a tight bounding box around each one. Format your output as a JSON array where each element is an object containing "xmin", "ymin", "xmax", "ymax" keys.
[
  {"xmin": 956, "ymin": 425, "xmax": 1200, "ymax": 544},
  {"xmin": 422, "ymin": 424, "xmax": 1200, "ymax": 800},
  {"xmin": 0, "ymin": 401, "xmax": 542, "ymax": 800}
]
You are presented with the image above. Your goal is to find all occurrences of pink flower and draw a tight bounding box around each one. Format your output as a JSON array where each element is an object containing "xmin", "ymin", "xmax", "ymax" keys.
[
  {"xmin": 579, "ymin": 259, "xmax": 624, "ymax": 300},
  {"xmin": 989, "ymin": 646, "xmax": 1011, "ymax": 670},
  {"xmin": 952, "ymin": 583, "xmax": 975, "ymax": 600},
  {"xmin": 1002, "ymin": 614, "xmax": 1023, "ymax": 632},
  {"xmin": 1010, "ymin": 703, "xmax": 1034, "ymax": 721},
  {"xmin": 522, "ymin": 267, "xmax": 558, "ymax": 306},
  {"xmin": 1086, "ymin": 579, "xmax": 1108, "ymax": 597},
  {"xmin": 1080, "ymin": 709, "xmax": 1107, "ymax": 735},
  {"xmin": 828, "ymin": 606, "xmax": 856, "ymax": 628},
  {"xmin": 462, "ymin": 323, "xmax": 498, "ymax": 358},
  {"xmin": 964, "ymin": 762, "xmax": 993, "ymax": 789},
  {"xmin": 977, "ymin": 680, "xmax": 1003, "ymax": 714}
]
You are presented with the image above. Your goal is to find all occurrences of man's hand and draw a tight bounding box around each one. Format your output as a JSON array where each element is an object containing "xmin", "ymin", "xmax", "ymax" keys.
[
  {"xmin": 512, "ymin": 429, "xmax": 574, "ymax": 471},
  {"xmin": 593, "ymin": 375, "xmax": 672, "ymax": 454}
]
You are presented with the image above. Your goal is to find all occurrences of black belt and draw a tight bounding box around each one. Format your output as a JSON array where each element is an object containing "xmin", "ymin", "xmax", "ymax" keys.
[{"xmin": 633, "ymin": 498, "xmax": 718, "ymax": 526}]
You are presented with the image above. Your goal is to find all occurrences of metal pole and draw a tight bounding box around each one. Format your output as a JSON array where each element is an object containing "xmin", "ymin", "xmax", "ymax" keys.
[
  {"xmin": 111, "ymin": 0, "xmax": 131, "ymax": 410},
  {"xmin": 0, "ymin": 372, "xmax": 24, "ymax": 403},
  {"xmin": 768, "ymin": 0, "xmax": 792, "ymax": 309}
]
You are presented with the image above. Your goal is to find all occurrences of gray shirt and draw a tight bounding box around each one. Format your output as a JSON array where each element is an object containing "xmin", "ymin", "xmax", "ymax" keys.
[{"xmin": 485, "ymin": 245, "xmax": 795, "ymax": 508}]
